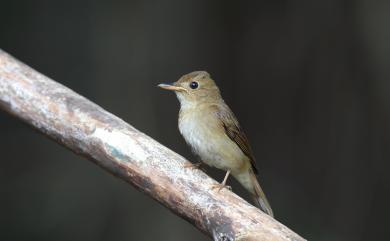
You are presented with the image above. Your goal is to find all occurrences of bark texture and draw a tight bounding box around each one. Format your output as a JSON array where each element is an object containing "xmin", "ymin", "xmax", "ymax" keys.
[{"xmin": 0, "ymin": 49, "xmax": 306, "ymax": 241}]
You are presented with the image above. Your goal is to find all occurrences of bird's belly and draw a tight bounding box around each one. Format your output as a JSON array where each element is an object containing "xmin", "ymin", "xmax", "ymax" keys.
[{"xmin": 179, "ymin": 116, "xmax": 246, "ymax": 171}]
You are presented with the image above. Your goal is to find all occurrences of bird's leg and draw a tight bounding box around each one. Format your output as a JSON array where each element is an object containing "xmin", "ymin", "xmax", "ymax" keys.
[
  {"xmin": 183, "ymin": 161, "xmax": 203, "ymax": 170},
  {"xmin": 211, "ymin": 170, "xmax": 232, "ymax": 192}
]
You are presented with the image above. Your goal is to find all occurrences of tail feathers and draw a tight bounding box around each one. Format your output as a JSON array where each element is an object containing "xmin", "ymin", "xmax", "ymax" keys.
[{"xmin": 249, "ymin": 169, "xmax": 274, "ymax": 217}]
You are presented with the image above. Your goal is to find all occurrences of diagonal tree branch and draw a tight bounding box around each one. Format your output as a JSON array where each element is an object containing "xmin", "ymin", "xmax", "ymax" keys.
[{"xmin": 0, "ymin": 49, "xmax": 306, "ymax": 241}]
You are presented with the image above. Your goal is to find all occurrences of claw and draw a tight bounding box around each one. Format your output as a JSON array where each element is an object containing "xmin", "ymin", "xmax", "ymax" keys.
[
  {"xmin": 211, "ymin": 170, "xmax": 232, "ymax": 192},
  {"xmin": 211, "ymin": 183, "xmax": 232, "ymax": 192},
  {"xmin": 183, "ymin": 162, "xmax": 202, "ymax": 169}
]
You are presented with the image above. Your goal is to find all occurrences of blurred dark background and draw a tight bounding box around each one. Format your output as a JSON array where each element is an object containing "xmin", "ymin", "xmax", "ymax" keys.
[{"xmin": 1, "ymin": 1, "xmax": 389, "ymax": 240}]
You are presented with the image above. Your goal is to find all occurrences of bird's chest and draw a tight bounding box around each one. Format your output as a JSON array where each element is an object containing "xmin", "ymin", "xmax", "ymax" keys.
[
  {"xmin": 178, "ymin": 109, "xmax": 235, "ymax": 169},
  {"xmin": 178, "ymin": 111, "xmax": 216, "ymax": 155}
]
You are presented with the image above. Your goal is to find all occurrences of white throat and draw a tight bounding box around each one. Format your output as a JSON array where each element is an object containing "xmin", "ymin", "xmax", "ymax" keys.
[{"xmin": 176, "ymin": 92, "xmax": 197, "ymax": 109}]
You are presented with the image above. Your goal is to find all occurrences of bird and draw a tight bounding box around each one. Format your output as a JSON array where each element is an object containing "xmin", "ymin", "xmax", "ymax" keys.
[{"xmin": 158, "ymin": 71, "xmax": 273, "ymax": 217}]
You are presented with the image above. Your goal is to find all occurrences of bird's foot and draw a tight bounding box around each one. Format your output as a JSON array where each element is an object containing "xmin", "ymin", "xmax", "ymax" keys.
[
  {"xmin": 211, "ymin": 183, "xmax": 232, "ymax": 192},
  {"xmin": 183, "ymin": 162, "xmax": 202, "ymax": 170}
]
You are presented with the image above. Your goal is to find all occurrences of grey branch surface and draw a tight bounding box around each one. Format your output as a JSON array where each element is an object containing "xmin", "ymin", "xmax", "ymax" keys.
[{"xmin": 0, "ymin": 49, "xmax": 306, "ymax": 241}]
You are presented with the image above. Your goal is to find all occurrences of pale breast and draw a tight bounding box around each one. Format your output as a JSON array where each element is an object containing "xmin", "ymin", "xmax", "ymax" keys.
[{"xmin": 178, "ymin": 107, "xmax": 246, "ymax": 171}]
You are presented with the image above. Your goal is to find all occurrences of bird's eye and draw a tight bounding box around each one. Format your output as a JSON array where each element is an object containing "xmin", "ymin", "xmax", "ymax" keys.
[{"xmin": 190, "ymin": 81, "xmax": 198, "ymax": 89}]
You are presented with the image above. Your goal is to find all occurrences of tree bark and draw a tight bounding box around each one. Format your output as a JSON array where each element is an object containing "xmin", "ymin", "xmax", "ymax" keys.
[{"xmin": 0, "ymin": 49, "xmax": 306, "ymax": 241}]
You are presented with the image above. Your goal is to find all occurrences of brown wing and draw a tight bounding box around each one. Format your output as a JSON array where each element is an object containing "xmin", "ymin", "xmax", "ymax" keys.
[{"xmin": 212, "ymin": 104, "xmax": 259, "ymax": 174}]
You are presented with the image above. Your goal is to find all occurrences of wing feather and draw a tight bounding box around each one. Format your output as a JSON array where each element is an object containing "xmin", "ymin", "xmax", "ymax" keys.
[{"xmin": 211, "ymin": 104, "xmax": 259, "ymax": 174}]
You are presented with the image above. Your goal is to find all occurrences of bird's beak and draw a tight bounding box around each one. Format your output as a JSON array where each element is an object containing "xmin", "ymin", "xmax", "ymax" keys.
[{"xmin": 158, "ymin": 83, "xmax": 188, "ymax": 92}]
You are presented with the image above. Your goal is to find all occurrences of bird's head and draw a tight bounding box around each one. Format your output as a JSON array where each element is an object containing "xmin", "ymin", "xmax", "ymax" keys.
[{"xmin": 158, "ymin": 71, "xmax": 222, "ymax": 107}]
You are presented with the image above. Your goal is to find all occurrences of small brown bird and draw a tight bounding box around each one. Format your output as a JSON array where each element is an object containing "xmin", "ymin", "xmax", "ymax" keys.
[{"xmin": 158, "ymin": 71, "xmax": 273, "ymax": 217}]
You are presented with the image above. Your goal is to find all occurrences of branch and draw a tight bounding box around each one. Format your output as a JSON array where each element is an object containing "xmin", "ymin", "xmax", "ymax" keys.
[{"xmin": 0, "ymin": 49, "xmax": 306, "ymax": 241}]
